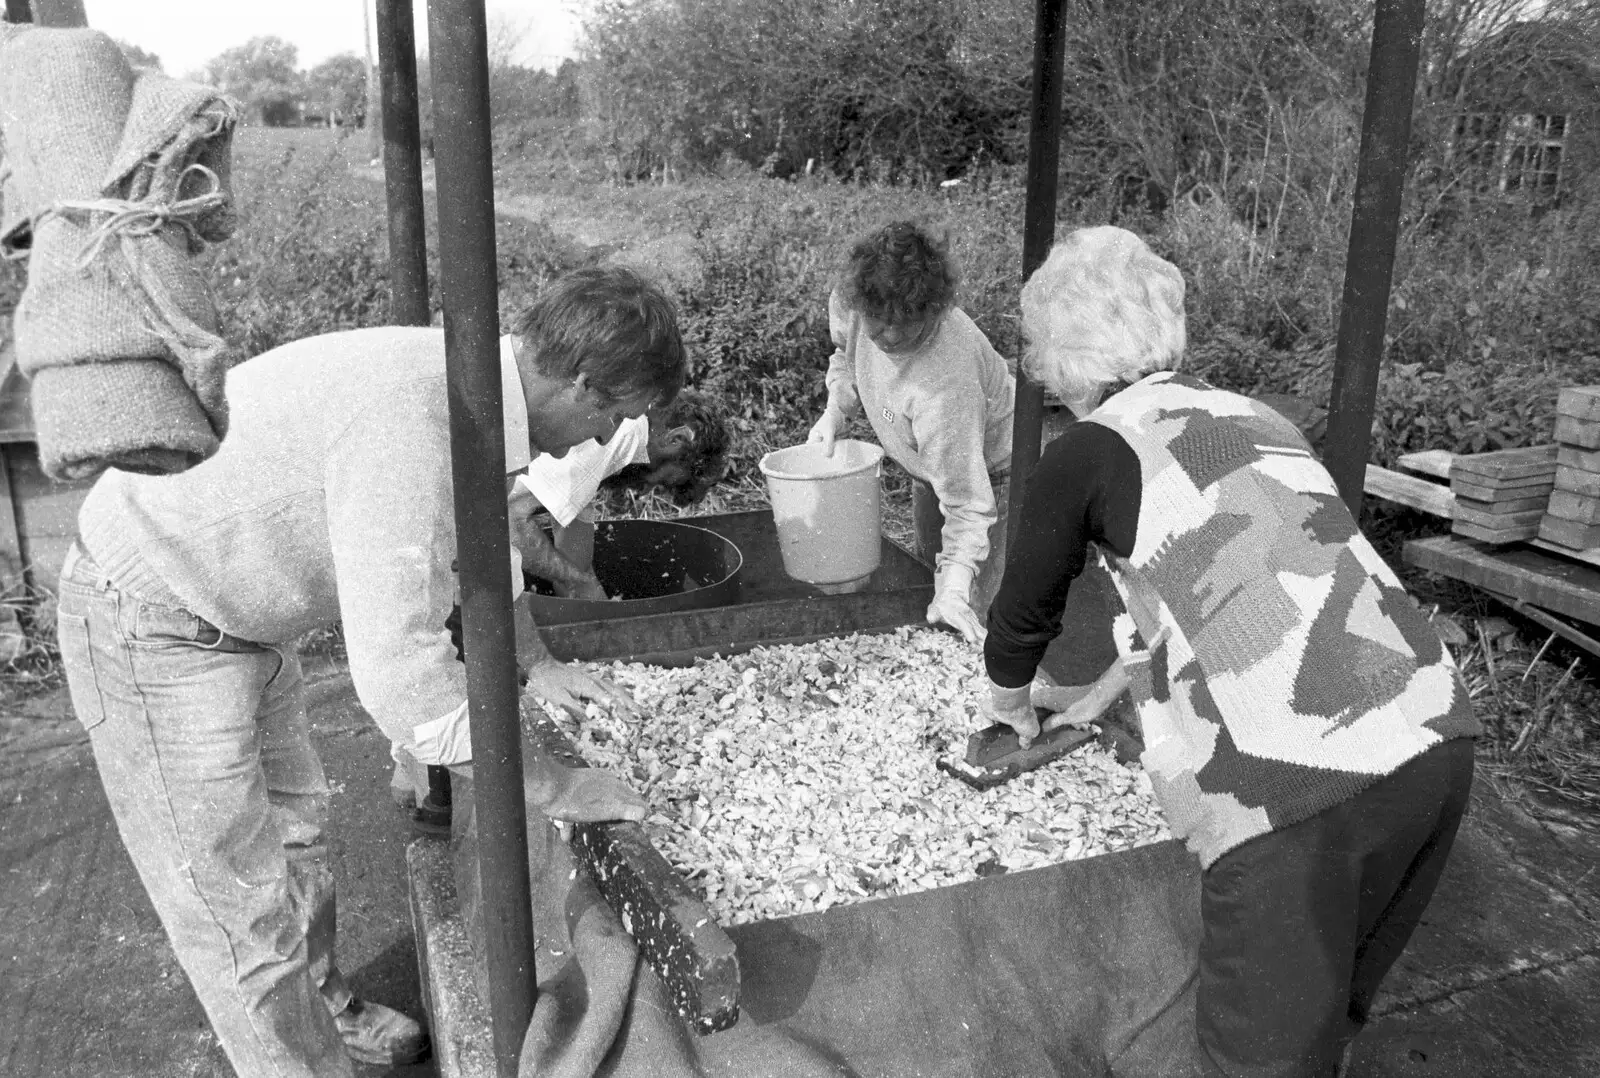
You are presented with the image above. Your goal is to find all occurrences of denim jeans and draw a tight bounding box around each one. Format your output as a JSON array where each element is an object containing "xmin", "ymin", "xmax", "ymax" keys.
[{"xmin": 56, "ymin": 543, "xmax": 354, "ymax": 1078}]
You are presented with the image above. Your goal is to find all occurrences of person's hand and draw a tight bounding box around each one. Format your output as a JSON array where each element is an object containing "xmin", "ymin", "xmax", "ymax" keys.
[
  {"xmin": 1039, "ymin": 658, "xmax": 1129, "ymax": 734},
  {"xmin": 926, "ymin": 565, "xmax": 984, "ymax": 644},
  {"xmin": 981, "ymin": 680, "xmax": 1037, "ymax": 747},
  {"xmin": 527, "ymin": 763, "xmax": 648, "ymax": 824},
  {"xmin": 555, "ymin": 572, "xmax": 608, "ymax": 601},
  {"xmin": 807, "ymin": 405, "xmax": 844, "ymax": 456},
  {"xmin": 523, "ymin": 658, "xmax": 640, "ymax": 721}
]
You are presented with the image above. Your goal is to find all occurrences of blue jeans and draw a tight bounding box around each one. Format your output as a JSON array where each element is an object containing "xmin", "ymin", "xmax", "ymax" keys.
[{"xmin": 56, "ymin": 543, "xmax": 354, "ymax": 1078}]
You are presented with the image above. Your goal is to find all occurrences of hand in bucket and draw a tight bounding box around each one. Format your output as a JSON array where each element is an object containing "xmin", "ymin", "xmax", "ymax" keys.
[{"xmin": 806, "ymin": 405, "xmax": 845, "ymax": 457}]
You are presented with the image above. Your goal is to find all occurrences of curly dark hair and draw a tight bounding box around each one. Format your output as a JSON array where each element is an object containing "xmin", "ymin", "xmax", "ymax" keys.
[
  {"xmin": 605, "ymin": 389, "xmax": 730, "ymax": 507},
  {"xmin": 841, "ymin": 221, "xmax": 959, "ymax": 326}
]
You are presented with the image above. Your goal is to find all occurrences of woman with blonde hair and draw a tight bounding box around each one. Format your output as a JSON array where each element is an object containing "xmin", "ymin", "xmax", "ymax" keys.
[{"xmin": 981, "ymin": 226, "xmax": 1479, "ymax": 1076}]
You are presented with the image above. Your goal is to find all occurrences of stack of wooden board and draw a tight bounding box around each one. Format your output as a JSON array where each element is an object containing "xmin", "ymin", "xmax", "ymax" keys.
[
  {"xmin": 1449, "ymin": 445, "xmax": 1557, "ymax": 544},
  {"xmin": 1537, "ymin": 386, "xmax": 1600, "ymax": 556}
]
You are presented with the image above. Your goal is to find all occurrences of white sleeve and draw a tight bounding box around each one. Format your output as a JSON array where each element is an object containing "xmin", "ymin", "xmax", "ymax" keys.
[
  {"xmin": 409, "ymin": 700, "xmax": 472, "ymax": 766},
  {"xmin": 517, "ymin": 417, "xmax": 649, "ymax": 527}
]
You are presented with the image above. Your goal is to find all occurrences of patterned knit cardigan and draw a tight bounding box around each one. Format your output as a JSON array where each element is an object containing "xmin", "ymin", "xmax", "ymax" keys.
[{"xmin": 1084, "ymin": 373, "xmax": 1480, "ymax": 868}]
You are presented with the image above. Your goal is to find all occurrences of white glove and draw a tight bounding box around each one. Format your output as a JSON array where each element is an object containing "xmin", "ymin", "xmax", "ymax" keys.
[
  {"xmin": 980, "ymin": 680, "xmax": 1037, "ymax": 745},
  {"xmin": 927, "ymin": 564, "xmax": 984, "ymax": 644},
  {"xmin": 807, "ymin": 404, "xmax": 845, "ymax": 456}
]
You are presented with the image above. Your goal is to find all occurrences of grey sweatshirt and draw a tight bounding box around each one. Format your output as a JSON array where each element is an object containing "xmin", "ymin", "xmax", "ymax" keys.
[
  {"xmin": 824, "ymin": 289, "xmax": 1015, "ymax": 580},
  {"xmin": 76, "ymin": 326, "xmax": 530, "ymax": 760}
]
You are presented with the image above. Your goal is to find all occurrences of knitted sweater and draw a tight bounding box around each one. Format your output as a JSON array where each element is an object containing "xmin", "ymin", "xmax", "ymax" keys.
[
  {"xmin": 990, "ymin": 372, "xmax": 1479, "ymax": 868},
  {"xmin": 75, "ymin": 327, "xmax": 531, "ymax": 762},
  {"xmin": 825, "ymin": 290, "xmax": 1014, "ymax": 580}
]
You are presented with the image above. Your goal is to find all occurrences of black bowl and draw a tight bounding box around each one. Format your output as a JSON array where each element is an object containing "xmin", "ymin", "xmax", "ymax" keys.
[{"xmin": 527, "ymin": 518, "xmax": 743, "ymax": 626}]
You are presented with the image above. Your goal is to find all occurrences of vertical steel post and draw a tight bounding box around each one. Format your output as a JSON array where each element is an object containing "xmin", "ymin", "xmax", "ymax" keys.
[
  {"xmin": 3, "ymin": 0, "xmax": 31, "ymax": 24},
  {"xmin": 425, "ymin": 2, "xmax": 536, "ymax": 1075},
  {"xmin": 1323, "ymin": 0, "xmax": 1427, "ymax": 515},
  {"xmin": 1006, "ymin": 0, "xmax": 1068, "ymax": 551},
  {"xmin": 376, "ymin": 0, "xmax": 430, "ymax": 326},
  {"xmin": 30, "ymin": 0, "xmax": 84, "ymax": 25}
]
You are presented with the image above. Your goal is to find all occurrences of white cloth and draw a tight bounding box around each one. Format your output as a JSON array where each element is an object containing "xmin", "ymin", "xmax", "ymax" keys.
[{"xmin": 515, "ymin": 415, "xmax": 651, "ymax": 527}]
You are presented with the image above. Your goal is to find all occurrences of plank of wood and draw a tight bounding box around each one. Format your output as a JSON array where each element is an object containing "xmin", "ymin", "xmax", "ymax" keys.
[
  {"xmin": 1449, "ymin": 444, "xmax": 1558, "ymax": 482},
  {"xmin": 1555, "ymin": 414, "xmax": 1600, "ymax": 450},
  {"xmin": 1555, "ymin": 465, "xmax": 1600, "ymax": 499},
  {"xmin": 522, "ymin": 712, "xmax": 741, "ymax": 1034},
  {"xmin": 1557, "ymin": 443, "xmax": 1600, "ymax": 475},
  {"xmin": 1547, "ymin": 489, "xmax": 1600, "ymax": 526},
  {"xmin": 1557, "ymin": 385, "xmax": 1600, "ymax": 421},
  {"xmin": 1453, "ymin": 504, "xmax": 1545, "ymax": 530},
  {"xmin": 1453, "ymin": 492, "xmax": 1551, "ymax": 515},
  {"xmin": 1538, "ymin": 515, "xmax": 1600, "ymax": 551},
  {"xmin": 1529, "ymin": 538, "xmax": 1600, "ymax": 571},
  {"xmin": 1395, "ymin": 449, "xmax": 1454, "ymax": 480},
  {"xmin": 1452, "ymin": 476, "xmax": 1555, "ymax": 500},
  {"xmin": 1364, "ymin": 464, "xmax": 1454, "ymax": 518},
  {"xmin": 1403, "ymin": 535, "xmax": 1600, "ymax": 627},
  {"xmin": 1452, "ymin": 519, "xmax": 1541, "ymax": 544}
]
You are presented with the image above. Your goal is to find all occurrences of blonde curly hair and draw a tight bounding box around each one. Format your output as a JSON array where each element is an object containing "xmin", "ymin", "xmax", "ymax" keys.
[{"xmin": 1019, "ymin": 226, "xmax": 1186, "ymax": 412}]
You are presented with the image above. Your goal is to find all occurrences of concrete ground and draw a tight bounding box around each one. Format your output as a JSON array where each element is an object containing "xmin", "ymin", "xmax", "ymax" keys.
[
  {"xmin": 4, "ymin": 657, "xmax": 1599, "ymax": 1078},
  {"xmin": 0, "ymin": 656, "xmax": 436, "ymax": 1078}
]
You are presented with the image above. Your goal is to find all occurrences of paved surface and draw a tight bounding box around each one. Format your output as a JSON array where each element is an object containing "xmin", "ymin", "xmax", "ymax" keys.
[
  {"xmin": 0, "ymin": 657, "xmax": 436, "ymax": 1078},
  {"xmin": 4, "ymin": 657, "xmax": 1600, "ymax": 1077}
]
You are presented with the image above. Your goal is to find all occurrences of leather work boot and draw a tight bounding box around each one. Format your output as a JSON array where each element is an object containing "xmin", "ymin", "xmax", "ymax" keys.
[{"xmin": 332, "ymin": 998, "xmax": 431, "ymax": 1066}]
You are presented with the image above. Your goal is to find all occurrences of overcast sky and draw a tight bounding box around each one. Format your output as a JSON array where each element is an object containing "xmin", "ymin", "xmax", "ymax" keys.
[{"xmin": 80, "ymin": 0, "xmax": 582, "ymax": 78}]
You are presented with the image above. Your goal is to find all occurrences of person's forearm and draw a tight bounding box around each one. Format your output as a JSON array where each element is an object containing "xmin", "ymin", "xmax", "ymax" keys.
[{"xmin": 511, "ymin": 514, "xmax": 593, "ymax": 591}]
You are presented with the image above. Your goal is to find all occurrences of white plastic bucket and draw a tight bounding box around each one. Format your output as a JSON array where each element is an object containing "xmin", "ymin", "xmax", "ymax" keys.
[{"xmin": 759, "ymin": 439, "xmax": 885, "ymax": 592}]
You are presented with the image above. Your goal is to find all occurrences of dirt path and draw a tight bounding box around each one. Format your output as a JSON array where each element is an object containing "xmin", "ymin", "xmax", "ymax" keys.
[{"xmin": 353, "ymin": 164, "xmax": 703, "ymax": 291}]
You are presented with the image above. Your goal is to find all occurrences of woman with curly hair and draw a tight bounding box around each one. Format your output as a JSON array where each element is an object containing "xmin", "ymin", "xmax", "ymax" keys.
[
  {"xmin": 982, "ymin": 225, "xmax": 1479, "ymax": 1077},
  {"xmin": 808, "ymin": 220, "xmax": 1015, "ymax": 642}
]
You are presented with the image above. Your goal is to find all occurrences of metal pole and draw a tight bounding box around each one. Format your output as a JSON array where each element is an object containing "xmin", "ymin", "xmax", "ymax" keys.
[
  {"xmin": 27, "ymin": 0, "xmax": 84, "ymax": 25},
  {"xmin": 1323, "ymin": 0, "xmax": 1426, "ymax": 516},
  {"xmin": 362, "ymin": 0, "xmax": 382, "ymax": 161},
  {"xmin": 377, "ymin": 0, "xmax": 430, "ymax": 326},
  {"xmin": 426, "ymin": 2, "xmax": 536, "ymax": 1074},
  {"xmin": 1006, "ymin": 0, "xmax": 1068, "ymax": 553},
  {"xmin": 3, "ymin": 0, "xmax": 31, "ymax": 24}
]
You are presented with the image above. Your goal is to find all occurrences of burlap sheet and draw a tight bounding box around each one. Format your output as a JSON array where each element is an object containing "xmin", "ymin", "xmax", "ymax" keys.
[{"xmin": 0, "ymin": 25, "xmax": 239, "ymax": 480}]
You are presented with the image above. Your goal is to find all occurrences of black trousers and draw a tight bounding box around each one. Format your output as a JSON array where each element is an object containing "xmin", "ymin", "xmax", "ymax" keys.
[{"xmin": 1197, "ymin": 738, "xmax": 1476, "ymax": 1078}]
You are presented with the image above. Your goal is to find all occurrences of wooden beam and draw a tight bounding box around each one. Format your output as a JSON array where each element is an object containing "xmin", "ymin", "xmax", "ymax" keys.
[
  {"xmin": 1450, "ymin": 445, "xmax": 1558, "ymax": 483},
  {"xmin": 523, "ymin": 711, "xmax": 740, "ymax": 1034},
  {"xmin": 1484, "ymin": 589, "xmax": 1600, "ymax": 662},
  {"xmin": 1404, "ymin": 535, "xmax": 1600, "ymax": 628},
  {"xmin": 1364, "ymin": 464, "xmax": 1454, "ymax": 518},
  {"xmin": 1396, "ymin": 449, "xmax": 1454, "ymax": 480}
]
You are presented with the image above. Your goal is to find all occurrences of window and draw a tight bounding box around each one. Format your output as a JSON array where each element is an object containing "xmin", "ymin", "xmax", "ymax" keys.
[
  {"xmin": 1499, "ymin": 112, "xmax": 1567, "ymax": 195},
  {"xmin": 1450, "ymin": 110, "xmax": 1570, "ymax": 201}
]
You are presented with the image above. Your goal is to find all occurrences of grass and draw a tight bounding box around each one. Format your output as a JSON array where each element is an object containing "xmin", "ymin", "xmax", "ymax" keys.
[{"xmin": 2, "ymin": 125, "xmax": 1596, "ymax": 825}]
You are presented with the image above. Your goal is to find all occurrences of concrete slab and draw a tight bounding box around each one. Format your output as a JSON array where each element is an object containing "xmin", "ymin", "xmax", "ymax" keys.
[{"xmin": 0, "ymin": 661, "xmax": 438, "ymax": 1078}]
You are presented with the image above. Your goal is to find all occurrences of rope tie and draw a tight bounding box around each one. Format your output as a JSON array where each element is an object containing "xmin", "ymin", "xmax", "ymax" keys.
[
  {"xmin": 16, "ymin": 161, "xmax": 233, "ymax": 386},
  {"xmin": 50, "ymin": 162, "xmax": 228, "ymax": 270}
]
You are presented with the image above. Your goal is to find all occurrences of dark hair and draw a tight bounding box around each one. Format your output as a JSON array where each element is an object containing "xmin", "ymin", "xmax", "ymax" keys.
[
  {"xmin": 842, "ymin": 221, "xmax": 959, "ymax": 326},
  {"xmin": 606, "ymin": 389, "xmax": 730, "ymax": 507},
  {"xmin": 511, "ymin": 266, "xmax": 686, "ymax": 405}
]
